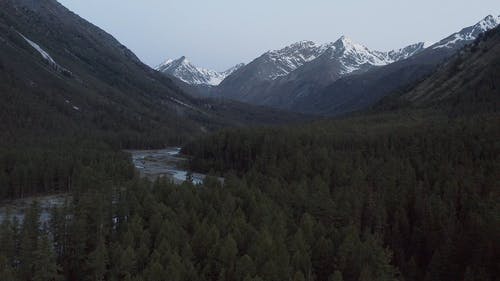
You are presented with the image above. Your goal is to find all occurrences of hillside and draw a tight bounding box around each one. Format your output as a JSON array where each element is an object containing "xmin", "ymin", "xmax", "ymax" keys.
[
  {"xmin": 394, "ymin": 26, "xmax": 500, "ymax": 114},
  {"xmin": 0, "ymin": 0, "xmax": 303, "ymax": 148}
]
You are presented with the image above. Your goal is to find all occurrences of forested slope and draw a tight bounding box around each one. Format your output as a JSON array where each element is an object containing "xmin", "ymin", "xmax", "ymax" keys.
[{"xmin": 383, "ymin": 26, "xmax": 500, "ymax": 115}]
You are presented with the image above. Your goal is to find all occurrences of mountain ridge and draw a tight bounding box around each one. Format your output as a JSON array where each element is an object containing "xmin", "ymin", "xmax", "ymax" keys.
[
  {"xmin": 215, "ymin": 36, "xmax": 427, "ymax": 102},
  {"xmin": 156, "ymin": 56, "xmax": 244, "ymax": 86},
  {"xmin": 159, "ymin": 14, "xmax": 499, "ymax": 117}
]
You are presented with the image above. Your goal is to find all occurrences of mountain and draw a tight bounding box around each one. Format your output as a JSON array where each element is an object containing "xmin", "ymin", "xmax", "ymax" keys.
[
  {"xmin": 432, "ymin": 15, "xmax": 500, "ymax": 49},
  {"xmin": 156, "ymin": 56, "xmax": 244, "ymax": 86},
  {"xmin": 383, "ymin": 25, "xmax": 500, "ymax": 113},
  {"xmin": 0, "ymin": 0, "xmax": 202, "ymax": 145},
  {"xmin": 387, "ymin": 42, "xmax": 430, "ymax": 61},
  {"xmin": 288, "ymin": 14, "xmax": 500, "ymax": 116},
  {"xmin": 0, "ymin": 0, "xmax": 304, "ymax": 149},
  {"xmin": 218, "ymin": 36, "xmax": 426, "ymax": 104},
  {"xmin": 216, "ymin": 41, "xmax": 327, "ymax": 100}
]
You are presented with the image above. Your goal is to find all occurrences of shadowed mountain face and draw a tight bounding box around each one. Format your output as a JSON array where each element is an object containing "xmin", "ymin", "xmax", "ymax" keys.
[
  {"xmin": 384, "ymin": 26, "xmax": 500, "ymax": 114},
  {"xmin": 0, "ymin": 0, "xmax": 207, "ymax": 145},
  {"xmin": 215, "ymin": 37, "xmax": 426, "ymax": 104},
  {"xmin": 0, "ymin": 0, "xmax": 305, "ymax": 147}
]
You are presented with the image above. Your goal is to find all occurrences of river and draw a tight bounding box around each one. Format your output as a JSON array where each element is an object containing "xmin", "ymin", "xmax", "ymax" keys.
[
  {"xmin": 0, "ymin": 147, "xmax": 216, "ymax": 224},
  {"xmin": 126, "ymin": 147, "xmax": 208, "ymax": 184}
]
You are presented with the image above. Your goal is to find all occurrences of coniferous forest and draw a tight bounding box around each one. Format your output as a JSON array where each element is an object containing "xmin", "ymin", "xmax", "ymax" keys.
[{"xmin": 1, "ymin": 111, "xmax": 499, "ymax": 281}]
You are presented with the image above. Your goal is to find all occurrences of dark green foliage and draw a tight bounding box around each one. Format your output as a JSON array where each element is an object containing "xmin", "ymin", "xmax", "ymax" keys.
[
  {"xmin": 182, "ymin": 112, "xmax": 499, "ymax": 281},
  {"xmin": 1, "ymin": 111, "xmax": 498, "ymax": 281},
  {"xmin": 32, "ymin": 232, "xmax": 62, "ymax": 281},
  {"xmin": 0, "ymin": 138, "xmax": 134, "ymax": 201}
]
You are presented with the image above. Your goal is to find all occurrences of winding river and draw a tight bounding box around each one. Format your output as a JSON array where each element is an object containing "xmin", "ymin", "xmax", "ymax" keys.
[
  {"xmin": 126, "ymin": 147, "xmax": 207, "ymax": 184},
  {"xmin": 0, "ymin": 147, "xmax": 218, "ymax": 224}
]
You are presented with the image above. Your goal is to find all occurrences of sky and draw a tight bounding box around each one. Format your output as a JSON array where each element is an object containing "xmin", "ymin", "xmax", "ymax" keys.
[{"xmin": 57, "ymin": 0, "xmax": 500, "ymax": 71}]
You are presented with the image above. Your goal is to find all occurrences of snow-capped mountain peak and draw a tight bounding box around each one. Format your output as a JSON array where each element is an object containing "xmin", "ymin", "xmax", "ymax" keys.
[
  {"xmin": 331, "ymin": 35, "xmax": 392, "ymax": 66},
  {"xmin": 476, "ymin": 15, "xmax": 500, "ymax": 33},
  {"xmin": 238, "ymin": 36, "xmax": 428, "ymax": 82},
  {"xmin": 260, "ymin": 40, "xmax": 326, "ymax": 80},
  {"xmin": 320, "ymin": 36, "xmax": 404, "ymax": 74},
  {"xmin": 309, "ymin": 36, "xmax": 429, "ymax": 75},
  {"xmin": 433, "ymin": 15, "xmax": 500, "ymax": 49},
  {"xmin": 333, "ymin": 35, "xmax": 363, "ymax": 49},
  {"xmin": 156, "ymin": 57, "xmax": 244, "ymax": 86},
  {"xmin": 387, "ymin": 42, "xmax": 427, "ymax": 61}
]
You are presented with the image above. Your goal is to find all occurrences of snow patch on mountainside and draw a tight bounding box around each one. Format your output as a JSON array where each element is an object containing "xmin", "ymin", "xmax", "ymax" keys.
[
  {"xmin": 264, "ymin": 40, "xmax": 326, "ymax": 79},
  {"xmin": 156, "ymin": 57, "xmax": 244, "ymax": 86},
  {"xmin": 386, "ymin": 42, "xmax": 427, "ymax": 61},
  {"xmin": 329, "ymin": 36, "xmax": 391, "ymax": 74},
  {"xmin": 320, "ymin": 36, "xmax": 426, "ymax": 75},
  {"xmin": 18, "ymin": 32, "xmax": 73, "ymax": 77},
  {"xmin": 18, "ymin": 32, "xmax": 59, "ymax": 68},
  {"xmin": 433, "ymin": 15, "xmax": 500, "ymax": 49}
]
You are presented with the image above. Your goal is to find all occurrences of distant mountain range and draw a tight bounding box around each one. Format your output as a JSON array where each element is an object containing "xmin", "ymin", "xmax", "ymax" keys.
[
  {"xmin": 159, "ymin": 15, "xmax": 500, "ymax": 115},
  {"xmin": 159, "ymin": 37, "xmax": 425, "ymax": 88},
  {"xmin": 156, "ymin": 57, "xmax": 244, "ymax": 86}
]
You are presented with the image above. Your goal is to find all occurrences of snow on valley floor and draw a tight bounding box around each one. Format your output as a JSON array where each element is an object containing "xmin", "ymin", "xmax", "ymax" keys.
[{"xmin": 0, "ymin": 194, "xmax": 70, "ymax": 224}]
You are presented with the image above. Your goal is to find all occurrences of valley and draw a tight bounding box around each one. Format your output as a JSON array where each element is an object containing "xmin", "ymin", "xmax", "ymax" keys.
[{"xmin": 0, "ymin": 1, "xmax": 498, "ymax": 280}]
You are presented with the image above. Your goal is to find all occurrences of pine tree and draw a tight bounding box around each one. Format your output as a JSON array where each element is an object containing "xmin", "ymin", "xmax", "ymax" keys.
[
  {"xmin": 32, "ymin": 232, "xmax": 62, "ymax": 281},
  {"xmin": 329, "ymin": 270, "xmax": 343, "ymax": 281},
  {"xmin": 87, "ymin": 238, "xmax": 108, "ymax": 281},
  {"xmin": 165, "ymin": 252, "xmax": 184, "ymax": 281},
  {"xmin": 219, "ymin": 235, "xmax": 238, "ymax": 267},
  {"xmin": 64, "ymin": 213, "xmax": 88, "ymax": 280},
  {"xmin": 236, "ymin": 255, "xmax": 256, "ymax": 280},
  {"xmin": 0, "ymin": 255, "xmax": 17, "ymax": 281},
  {"xmin": 18, "ymin": 202, "xmax": 41, "ymax": 280},
  {"xmin": 119, "ymin": 246, "xmax": 137, "ymax": 278},
  {"xmin": 144, "ymin": 261, "xmax": 165, "ymax": 281},
  {"xmin": 293, "ymin": 271, "xmax": 306, "ymax": 281},
  {"xmin": 0, "ymin": 215, "xmax": 17, "ymax": 265}
]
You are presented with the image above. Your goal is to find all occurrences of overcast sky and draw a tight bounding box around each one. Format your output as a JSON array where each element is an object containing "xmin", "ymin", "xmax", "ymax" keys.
[{"xmin": 57, "ymin": 0, "xmax": 500, "ymax": 71}]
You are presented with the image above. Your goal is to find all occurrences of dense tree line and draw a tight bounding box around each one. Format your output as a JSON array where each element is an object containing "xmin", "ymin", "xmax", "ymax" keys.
[
  {"xmin": 1, "ymin": 111, "xmax": 498, "ymax": 281},
  {"xmin": 182, "ymin": 112, "xmax": 499, "ymax": 281},
  {"xmin": 0, "ymin": 138, "xmax": 135, "ymax": 201}
]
